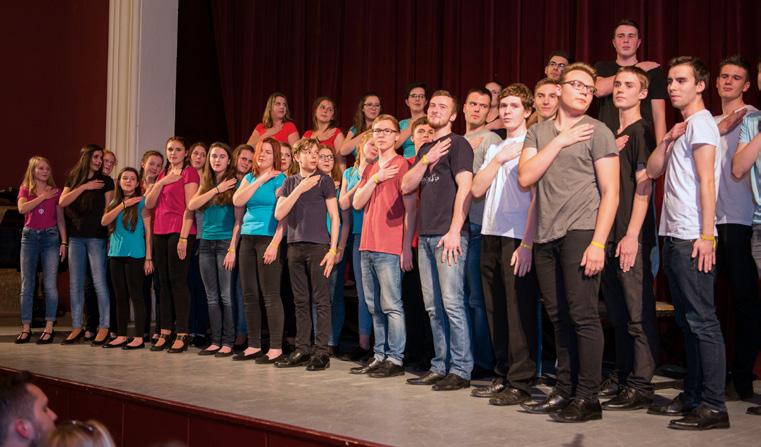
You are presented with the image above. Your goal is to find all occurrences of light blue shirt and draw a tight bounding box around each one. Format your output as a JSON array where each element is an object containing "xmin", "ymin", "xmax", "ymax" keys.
[
  {"xmin": 399, "ymin": 119, "xmax": 416, "ymax": 159},
  {"xmin": 241, "ymin": 172, "xmax": 286, "ymax": 236},
  {"xmin": 739, "ymin": 111, "xmax": 761, "ymax": 224},
  {"xmin": 109, "ymin": 199, "xmax": 146, "ymax": 258},
  {"xmin": 343, "ymin": 167, "xmax": 364, "ymax": 235}
]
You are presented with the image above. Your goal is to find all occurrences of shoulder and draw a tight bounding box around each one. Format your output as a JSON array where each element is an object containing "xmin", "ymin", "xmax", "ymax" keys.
[
  {"xmin": 284, "ymin": 121, "xmax": 298, "ymax": 132},
  {"xmin": 584, "ymin": 116, "xmax": 615, "ymax": 137},
  {"xmin": 183, "ymin": 166, "xmax": 200, "ymax": 182},
  {"xmin": 243, "ymin": 172, "xmax": 254, "ymax": 183},
  {"xmin": 255, "ymin": 123, "xmax": 266, "ymax": 133}
]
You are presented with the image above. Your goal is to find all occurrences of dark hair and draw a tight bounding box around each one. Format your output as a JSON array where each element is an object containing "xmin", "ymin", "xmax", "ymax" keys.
[
  {"xmin": 718, "ymin": 54, "xmax": 751, "ymax": 81},
  {"xmin": 614, "ymin": 18, "xmax": 641, "ymax": 37},
  {"xmin": 139, "ymin": 150, "xmax": 163, "ymax": 185},
  {"xmin": 404, "ymin": 82, "xmax": 428, "ymax": 99},
  {"xmin": 163, "ymin": 136, "xmax": 189, "ymax": 174},
  {"xmin": 465, "ymin": 87, "xmax": 492, "ymax": 101},
  {"xmin": 547, "ymin": 50, "xmax": 573, "ymax": 64},
  {"xmin": 66, "ymin": 144, "xmax": 104, "ymax": 188},
  {"xmin": 199, "ymin": 142, "xmax": 236, "ymax": 208},
  {"xmin": 107, "ymin": 167, "xmax": 142, "ymax": 233},
  {"xmin": 353, "ymin": 93, "xmax": 381, "ymax": 134},
  {"xmin": 669, "ymin": 56, "xmax": 710, "ymax": 85},
  {"xmin": 485, "ymin": 80, "xmax": 503, "ymax": 90},
  {"xmin": 410, "ymin": 116, "xmax": 430, "ymax": 134},
  {"xmin": 311, "ymin": 96, "xmax": 338, "ymax": 131},
  {"xmin": 0, "ymin": 372, "xmax": 35, "ymax": 444}
]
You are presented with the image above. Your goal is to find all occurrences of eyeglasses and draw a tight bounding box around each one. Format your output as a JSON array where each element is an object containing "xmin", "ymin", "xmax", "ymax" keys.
[
  {"xmin": 364, "ymin": 103, "xmax": 381, "ymax": 109},
  {"xmin": 408, "ymin": 94, "xmax": 426, "ymax": 100},
  {"xmin": 562, "ymin": 79, "xmax": 597, "ymax": 95},
  {"xmin": 318, "ymin": 154, "xmax": 335, "ymax": 161},
  {"xmin": 548, "ymin": 61, "xmax": 566, "ymax": 70},
  {"xmin": 372, "ymin": 128, "xmax": 398, "ymax": 136}
]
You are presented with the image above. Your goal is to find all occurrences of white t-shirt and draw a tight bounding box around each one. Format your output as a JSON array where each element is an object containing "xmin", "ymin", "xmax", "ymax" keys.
[
  {"xmin": 479, "ymin": 135, "xmax": 531, "ymax": 238},
  {"xmin": 660, "ymin": 109, "xmax": 721, "ymax": 239},
  {"xmin": 714, "ymin": 104, "xmax": 758, "ymax": 225}
]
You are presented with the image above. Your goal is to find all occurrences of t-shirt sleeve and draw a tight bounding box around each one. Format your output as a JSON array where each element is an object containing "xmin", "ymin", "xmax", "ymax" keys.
[
  {"xmin": 278, "ymin": 176, "xmax": 295, "ymax": 198},
  {"xmin": 451, "ymin": 137, "xmax": 474, "ymax": 176},
  {"xmin": 395, "ymin": 157, "xmax": 410, "ymax": 188},
  {"xmin": 480, "ymin": 145, "xmax": 498, "ymax": 172},
  {"xmin": 320, "ymin": 175, "xmax": 337, "ymax": 199},
  {"xmin": 284, "ymin": 121, "xmax": 299, "ymax": 136},
  {"xmin": 104, "ymin": 176, "xmax": 115, "ymax": 192},
  {"xmin": 243, "ymin": 172, "xmax": 254, "ymax": 184},
  {"xmin": 739, "ymin": 115, "xmax": 760, "ymax": 144},
  {"xmin": 591, "ymin": 123, "xmax": 618, "ymax": 161},
  {"xmin": 18, "ymin": 186, "xmax": 29, "ymax": 200},
  {"xmin": 255, "ymin": 123, "xmax": 265, "ymax": 135},
  {"xmin": 647, "ymin": 67, "xmax": 668, "ymax": 100},
  {"xmin": 523, "ymin": 125, "xmax": 539, "ymax": 151},
  {"xmin": 183, "ymin": 167, "xmax": 200, "ymax": 184},
  {"xmin": 628, "ymin": 125, "xmax": 652, "ymax": 169},
  {"xmin": 687, "ymin": 115, "xmax": 720, "ymax": 149}
]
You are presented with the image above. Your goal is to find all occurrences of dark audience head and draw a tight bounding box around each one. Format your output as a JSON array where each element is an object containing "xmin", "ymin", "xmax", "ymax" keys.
[{"xmin": 0, "ymin": 372, "xmax": 57, "ymax": 447}]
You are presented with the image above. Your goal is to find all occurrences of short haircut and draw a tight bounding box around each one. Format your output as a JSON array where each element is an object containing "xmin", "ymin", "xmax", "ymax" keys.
[
  {"xmin": 669, "ymin": 56, "xmax": 710, "ymax": 85},
  {"xmin": 405, "ymin": 82, "xmax": 428, "ymax": 98},
  {"xmin": 534, "ymin": 77, "xmax": 559, "ymax": 93},
  {"xmin": 292, "ymin": 137, "xmax": 320, "ymax": 157},
  {"xmin": 410, "ymin": 116, "xmax": 430, "ymax": 134},
  {"xmin": 430, "ymin": 90, "xmax": 460, "ymax": 113},
  {"xmin": 465, "ymin": 87, "xmax": 492, "ymax": 101},
  {"xmin": 372, "ymin": 114, "xmax": 400, "ymax": 131},
  {"xmin": 616, "ymin": 65, "xmax": 650, "ymax": 91},
  {"xmin": 547, "ymin": 50, "xmax": 573, "ymax": 64},
  {"xmin": 498, "ymin": 83, "xmax": 534, "ymax": 111},
  {"xmin": 0, "ymin": 372, "xmax": 34, "ymax": 444},
  {"xmin": 485, "ymin": 80, "xmax": 503, "ymax": 89},
  {"xmin": 718, "ymin": 54, "xmax": 751, "ymax": 81},
  {"xmin": 614, "ymin": 18, "xmax": 641, "ymax": 37},
  {"xmin": 559, "ymin": 62, "xmax": 597, "ymax": 83}
]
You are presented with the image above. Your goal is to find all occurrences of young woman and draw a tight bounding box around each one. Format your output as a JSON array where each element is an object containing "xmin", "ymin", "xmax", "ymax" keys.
[
  {"xmin": 188, "ymin": 142, "xmax": 243, "ymax": 357},
  {"xmin": 317, "ymin": 145, "xmax": 351, "ymax": 355},
  {"xmin": 337, "ymin": 132, "xmax": 377, "ymax": 360},
  {"xmin": 139, "ymin": 150, "xmax": 164, "ymax": 341},
  {"xmin": 233, "ymin": 138, "xmax": 287, "ymax": 363},
  {"xmin": 102, "ymin": 150, "xmax": 118, "ymax": 177},
  {"xmin": 144, "ymin": 136, "xmax": 200, "ymax": 353},
  {"xmin": 101, "ymin": 167, "xmax": 152, "ymax": 350},
  {"xmin": 16, "ymin": 156, "xmax": 66, "ymax": 344},
  {"xmin": 189, "ymin": 143, "xmax": 208, "ymax": 174},
  {"xmin": 246, "ymin": 92, "xmax": 300, "ymax": 147},
  {"xmin": 140, "ymin": 150, "xmax": 164, "ymax": 194},
  {"xmin": 339, "ymin": 93, "xmax": 381, "ymax": 158},
  {"xmin": 304, "ymin": 97, "xmax": 346, "ymax": 169},
  {"xmin": 397, "ymin": 83, "xmax": 428, "ymax": 158},
  {"xmin": 59, "ymin": 145, "xmax": 114, "ymax": 345},
  {"xmin": 485, "ymin": 80, "xmax": 505, "ymax": 130},
  {"xmin": 280, "ymin": 143, "xmax": 294, "ymax": 174}
]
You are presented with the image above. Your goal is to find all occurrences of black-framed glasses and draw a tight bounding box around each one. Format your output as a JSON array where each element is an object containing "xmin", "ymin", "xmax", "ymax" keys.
[
  {"xmin": 318, "ymin": 154, "xmax": 335, "ymax": 161},
  {"xmin": 548, "ymin": 61, "xmax": 566, "ymax": 70},
  {"xmin": 562, "ymin": 79, "xmax": 597, "ymax": 94},
  {"xmin": 372, "ymin": 128, "xmax": 398, "ymax": 136}
]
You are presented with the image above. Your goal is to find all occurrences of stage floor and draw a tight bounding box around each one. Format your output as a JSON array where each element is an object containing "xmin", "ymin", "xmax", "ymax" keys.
[{"xmin": 0, "ymin": 325, "xmax": 759, "ymax": 447}]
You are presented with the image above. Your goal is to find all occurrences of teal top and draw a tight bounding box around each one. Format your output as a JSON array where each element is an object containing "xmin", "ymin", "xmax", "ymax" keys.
[
  {"xmin": 399, "ymin": 118, "xmax": 416, "ymax": 158},
  {"xmin": 739, "ymin": 111, "xmax": 761, "ymax": 224},
  {"xmin": 109, "ymin": 199, "xmax": 146, "ymax": 258},
  {"xmin": 202, "ymin": 203, "xmax": 235, "ymax": 241},
  {"xmin": 241, "ymin": 172, "xmax": 286, "ymax": 236},
  {"xmin": 343, "ymin": 167, "xmax": 364, "ymax": 235}
]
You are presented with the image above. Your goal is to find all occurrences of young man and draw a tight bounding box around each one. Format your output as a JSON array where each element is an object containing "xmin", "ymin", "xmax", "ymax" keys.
[
  {"xmin": 0, "ymin": 372, "xmax": 57, "ymax": 447},
  {"xmin": 527, "ymin": 78, "xmax": 560, "ymax": 128},
  {"xmin": 599, "ymin": 66, "xmax": 659, "ymax": 411},
  {"xmin": 594, "ymin": 19, "xmax": 668, "ymax": 144},
  {"xmin": 401, "ymin": 90, "xmax": 474, "ymax": 391},
  {"xmin": 463, "ymin": 87, "xmax": 503, "ymax": 375},
  {"xmin": 646, "ymin": 56, "xmax": 728, "ymax": 430},
  {"xmin": 485, "ymin": 80, "xmax": 505, "ymax": 130},
  {"xmin": 544, "ymin": 51, "xmax": 572, "ymax": 81},
  {"xmin": 274, "ymin": 137, "xmax": 340, "ymax": 371},
  {"xmin": 730, "ymin": 57, "xmax": 761, "ymax": 417},
  {"xmin": 470, "ymin": 83, "xmax": 538, "ymax": 405},
  {"xmin": 351, "ymin": 114, "xmax": 416, "ymax": 378},
  {"xmin": 712, "ymin": 55, "xmax": 760, "ymax": 403},
  {"xmin": 517, "ymin": 62, "xmax": 619, "ymax": 422},
  {"xmin": 397, "ymin": 82, "xmax": 429, "ymax": 158}
]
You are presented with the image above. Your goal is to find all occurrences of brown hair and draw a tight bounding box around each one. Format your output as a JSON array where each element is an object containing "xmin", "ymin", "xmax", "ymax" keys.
[
  {"xmin": 106, "ymin": 167, "xmax": 142, "ymax": 233},
  {"xmin": 669, "ymin": 56, "xmax": 710, "ymax": 85},
  {"xmin": 253, "ymin": 138, "xmax": 282, "ymax": 176},
  {"xmin": 498, "ymin": 83, "xmax": 534, "ymax": 111},
  {"xmin": 616, "ymin": 66, "xmax": 650, "ymax": 91},
  {"xmin": 559, "ymin": 62, "xmax": 597, "ymax": 83},
  {"xmin": 430, "ymin": 90, "xmax": 460, "ymax": 113},
  {"xmin": 198, "ymin": 142, "xmax": 236, "ymax": 208},
  {"xmin": 262, "ymin": 92, "xmax": 293, "ymax": 128}
]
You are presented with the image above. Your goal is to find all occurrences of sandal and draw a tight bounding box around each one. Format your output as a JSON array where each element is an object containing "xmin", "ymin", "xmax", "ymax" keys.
[
  {"xmin": 36, "ymin": 331, "xmax": 55, "ymax": 345},
  {"xmin": 15, "ymin": 331, "xmax": 31, "ymax": 344},
  {"xmin": 167, "ymin": 334, "xmax": 191, "ymax": 353}
]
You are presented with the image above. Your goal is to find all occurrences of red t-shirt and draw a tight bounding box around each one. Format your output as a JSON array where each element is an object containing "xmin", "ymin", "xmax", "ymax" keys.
[
  {"xmin": 303, "ymin": 128, "xmax": 341, "ymax": 150},
  {"xmin": 359, "ymin": 155, "xmax": 410, "ymax": 255},
  {"xmin": 153, "ymin": 167, "xmax": 199, "ymax": 235},
  {"xmin": 18, "ymin": 187, "xmax": 60, "ymax": 229},
  {"xmin": 255, "ymin": 121, "xmax": 299, "ymax": 144}
]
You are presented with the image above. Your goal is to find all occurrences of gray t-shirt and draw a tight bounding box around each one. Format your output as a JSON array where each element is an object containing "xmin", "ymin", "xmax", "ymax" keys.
[
  {"xmin": 277, "ymin": 172, "xmax": 336, "ymax": 244},
  {"xmin": 523, "ymin": 115, "xmax": 618, "ymax": 243},
  {"xmin": 466, "ymin": 128, "xmax": 503, "ymax": 226}
]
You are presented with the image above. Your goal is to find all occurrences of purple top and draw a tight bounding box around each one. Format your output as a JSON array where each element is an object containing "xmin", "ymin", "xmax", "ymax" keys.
[{"xmin": 18, "ymin": 186, "xmax": 60, "ymax": 229}]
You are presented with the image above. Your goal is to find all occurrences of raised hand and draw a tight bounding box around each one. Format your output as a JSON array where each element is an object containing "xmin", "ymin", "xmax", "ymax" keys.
[
  {"xmin": 494, "ymin": 142, "xmax": 523, "ymax": 164},
  {"xmin": 664, "ymin": 122, "xmax": 687, "ymax": 144},
  {"xmin": 376, "ymin": 163, "xmax": 401, "ymax": 182},
  {"xmin": 294, "ymin": 175, "xmax": 321, "ymax": 195},
  {"xmin": 123, "ymin": 196, "xmax": 142, "ymax": 208},
  {"xmin": 717, "ymin": 108, "xmax": 747, "ymax": 135},
  {"xmin": 554, "ymin": 124, "xmax": 594, "ymax": 148},
  {"xmin": 83, "ymin": 179, "xmax": 105, "ymax": 190},
  {"xmin": 424, "ymin": 138, "xmax": 452, "ymax": 165},
  {"xmin": 216, "ymin": 177, "xmax": 238, "ymax": 193},
  {"xmin": 615, "ymin": 135, "xmax": 630, "ymax": 152}
]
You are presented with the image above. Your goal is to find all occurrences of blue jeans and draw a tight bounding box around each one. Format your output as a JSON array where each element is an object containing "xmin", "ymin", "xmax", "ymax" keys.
[
  {"xmin": 198, "ymin": 239, "xmax": 234, "ymax": 347},
  {"xmin": 19, "ymin": 227, "xmax": 60, "ymax": 324},
  {"xmin": 361, "ymin": 251, "xmax": 405, "ymax": 365},
  {"xmin": 663, "ymin": 237, "xmax": 726, "ymax": 411},
  {"xmin": 418, "ymin": 234, "xmax": 473, "ymax": 379},
  {"xmin": 68, "ymin": 237, "xmax": 110, "ymax": 328},
  {"xmin": 351, "ymin": 235, "xmax": 373, "ymax": 337},
  {"xmin": 465, "ymin": 223, "xmax": 494, "ymax": 370}
]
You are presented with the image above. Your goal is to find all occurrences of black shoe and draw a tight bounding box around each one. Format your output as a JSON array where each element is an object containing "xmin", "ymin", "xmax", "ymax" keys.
[
  {"xmin": 520, "ymin": 390, "xmax": 572, "ymax": 414},
  {"xmin": 83, "ymin": 331, "xmax": 96, "ymax": 343},
  {"xmin": 198, "ymin": 346, "xmax": 221, "ymax": 356},
  {"xmin": 150, "ymin": 333, "xmax": 172, "ymax": 351},
  {"xmin": 407, "ymin": 371, "xmax": 446, "ymax": 385},
  {"xmin": 91, "ymin": 329, "xmax": 110, "ymax": 346},
  {"xmin": 599, "ymin": 375, "xmax": 621, "ymax": 397},
  {"xmin": 275, "ymin": 351, "xmax": 310, "ymax": 368},
  {"xmin": 167, "ymin": 334, "xmax": 190, "ymax": 353},
  {"xmin": 647, "ymin": 393, "xmax": 696, "ymax": 416},
  {"xmin": 103, "ymin": 338, "xmax": 128, "ymax": 349},
  {"xmin": 338, "ymin": 346, "xmax": 371, "ymax": 362},
  {"xmin": 550, "ymin": 398, "xmax": 603, "ymax": 423},
  {"xmin": 233, "ymin": 337, "xmax": 248, "ymax": 354},
  {"xmin": 369, "ymin": 361, "xmax": 405, "ymax": 378},
  {"xmin": 256, "ymin": 353, "xmax": 285, "ymax": 364},
  {"xmin": 61, "ymin": 329, "xmax": 85, "ymax": 345},
  {"xmin": 602, "ymin": 386, "xmax": 653, "ymax": 411},
  {"xmin": 350, "ymin": 358, "xmax": 384, "ymax": 374},
  {"xmin": 747, "ymin": 406, "xmax": 761, "ymax": 415},
  {"xmin": 215, "ymin": 348, "xmax": 234, "ymax": 358},
  {"xmin": 123, "ymin": 339, "xmax": 145, "ymax": 350},
  {"xmin": 471, "ymin": 376, "xmax": 507, "ymax": 398},
  {"xmin": 36, "ymin": 331, "xmax": 55, "ymax": 345},
  {"xmin": 668, "ymin": 404, "xmax": 730, "ymax": 430},
  {"xmin": 15, "ymin": 331, "xmax": 32, "ymax": 344},
  {"xmin": 328, "ymin": 345, "xmax": 340, "ymax": 358},
  {"xmin": 489, "ymin": 387, "xmax": 532, "ymax": 406},
  {"xmin": 432, "ymin": 373, "xmax": 470, "ymax": 391},
  {"xmin": 306, "ymin": 354, "xmax": 330, "ymax": 371},
  {"xmin": 232, "ymin": 350, "xmax": 264, "ymax": 361}
]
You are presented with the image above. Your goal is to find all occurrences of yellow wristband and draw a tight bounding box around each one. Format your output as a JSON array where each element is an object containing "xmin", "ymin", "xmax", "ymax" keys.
[
  {"xmin": 590, "ymin": 240, "xmax": 605, "ymax": 249},
  {"xmin": 372, "ymin": 174, "xmax": 379, "ymax": 184},
  {"xmin": 520, "ymin": 242, "xmax": 532, "ymax": 250},
  {"xmin": 227, "ymin": 247, "xmax": 236, "ymax": 254},
  {"xmin": 328, "ymin": 248, "xmax": 337, "ymax": 255},
  {"xmin": 699, "ymin": 234, "xmax": 715, "ymax": 242},
  {"xmin": 421, "ymin": 154, "xmax": 430, "ymax": 165}
]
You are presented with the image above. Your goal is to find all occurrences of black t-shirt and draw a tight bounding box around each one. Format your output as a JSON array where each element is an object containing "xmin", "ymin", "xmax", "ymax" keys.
[
  {"xmin": 64, "ymin": 172, "xmax": 115, "ymax": 239},
  {"xmin": 414, "ymin": 132, "xmax": 474, "ymax": 236},
  {"xmin": 613, "ymin": 119, "xmax": 656, "ymax": 246},
  {"xmin": 594, "ymin": 61, "xmax": 668, "ymax": 134},
  {"xmin": 277, "ymin": 172, "xmax": 336, "ymax": 244}
]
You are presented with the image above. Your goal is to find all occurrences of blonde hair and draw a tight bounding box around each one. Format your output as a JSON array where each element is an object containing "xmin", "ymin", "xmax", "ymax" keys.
[
  {"xmin": 21, "ymin": 156, "xmax": 56, "ymax": 196},
  {"xmin": 262, "ymin": 92, "xmax": 293, "ymax": 128},
  {"xmin": 44, "ymin": 419, "xmax": 116, "ymax": 447},
  {"xmin": 353, "ymin": 130, "xmax": 374, "ymax": 169}
]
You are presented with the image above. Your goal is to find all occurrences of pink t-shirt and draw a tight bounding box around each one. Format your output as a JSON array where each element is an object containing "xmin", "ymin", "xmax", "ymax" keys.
[
  {"xmin": 18, "ymin": 187, "xmax": 60, "ymax": 229},
  {"xmin": 255, "ymin": 121, "xmax": 299, "ymax": 144},
  {"xmin": 153, "ymin": 167, "xmax": 199, "ymax": 235},
  {"xmin": 359, "ymin": 155, "xmax": 410, "ymax": 255}
]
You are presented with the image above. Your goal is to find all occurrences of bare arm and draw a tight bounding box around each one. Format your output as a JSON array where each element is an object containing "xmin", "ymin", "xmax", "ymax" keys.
[
  {"xmin": 651, "ymin": 99, "xmax": 667, "ymax": 144},
  {"xmin": 400, "ymin": 159, "xmax": 428, "ymax": 195},
  {"xmin": 732, "ymin": 134, "xmax": 761, "ymax": 179},
  {"xmin": 18, "ymin": 190, "xmax": 56, "ymax": 214},
  {"xmin": 395, "ymin": 127, "xmax": 411, "ymax": 149},
  {"xmin": 400, "ymin": 192, "xmax": 418, "ymax": 271},
  {"xmin": 338, "ymin": 174, "xmax": 354, "ymax": 211},
  {"xmin": 693, "ymin": 143, "xmax": 717, "ymax": 272},
  {"xmin": 616, "ymin": 168, "xmax": 653, "ymax": 272},
  {"xmin": 339, "ymin": 130, "xmax": 363, "ymax": 156},
  {"xmin": 579, "ymin": 155, "xmax": 619, "ymax": 276},
  {"xmin": 471, "ymin": 157, "xmax": 501, "ymax": 198},
  {"xmin": 594, "ymin": 75, "xmax": 615, "ymax": 97}
]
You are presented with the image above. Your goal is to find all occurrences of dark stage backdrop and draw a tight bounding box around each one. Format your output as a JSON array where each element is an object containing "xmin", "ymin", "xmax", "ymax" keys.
[{"xmin": 175, "ymin": 0, "xmax": 761, "ymax": 146}]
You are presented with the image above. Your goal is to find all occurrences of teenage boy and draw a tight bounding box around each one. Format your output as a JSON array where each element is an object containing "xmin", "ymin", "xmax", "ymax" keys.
[
  {"xmin": 464, "ymin": 87, "xmax": 503, "ymax": 375},
  {"xmin": 544, "ymin": 51, "xmax": 572, "ymax": 81},
  {"xmin": 646, "ymin": 56, "xmax": 728, "ymax": 430},
  {"xmin": 517, "ymin": 62, "xmax": 619, "ymax": 423},
  {"xmin": 713, "ymin": 55, "xmax": 760, "ymax": 402},
  {"xmin": 401, "ymin": 90, "xmax": 474, "ymax": 391},
  {"xmin": 397, "ymin": 82, "xmax": 429, "ymax": 158},
  {"xmin": 527, "ymin": 78, "xmax": 560, "ymax": 128},
  {"xmin": 599, "ymin": 66, "xmax": 659, "ymax": 411},
  {"xmin": 274, "ymin": 137, "xmax": 340, "ymax": 371},
  {"xmin": 594, "ymin": 19, "xmax": 667, "ymax": 143},
  {"xmin": 470, "ymin": 83, "xmax": 538, "ymax": 405}
]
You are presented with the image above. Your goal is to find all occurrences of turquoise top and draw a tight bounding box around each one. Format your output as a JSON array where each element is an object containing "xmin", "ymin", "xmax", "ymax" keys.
[
  {"xmin": 343, "ymin": 167, "xmax": 364, "ymax": 235},
  {"xmin": 739, "ymin": 111, "xmax": 761, "ymax": 224},
  {"xmin": 399, "ymin": 118, "xmax": 416, "ymax": 158},
  {"xmin": 109, "ymin": 199, "xmax": 146, "ymax": 258},
  {"xmin": 241, "ymin": 172, "xmax": 286, "ymax": 236},
  {"xmin": 202, "ymin": 203, "xmax": 235, "ymax": 240}
]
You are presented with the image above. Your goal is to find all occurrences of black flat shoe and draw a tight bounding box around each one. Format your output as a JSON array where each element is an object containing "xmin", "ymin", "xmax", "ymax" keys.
[
  {"xmin": 15, "ymin": 331, "xmax": 32, "ymax": 344},
  {"xmin": 599, "ymin": 374, "xmax": 621, "ymax": 397},
  {"xmin": 91, "ymin": 331, "xmax": 110, "ymax": 346},
  {"xmin": 520, "ymin": 390, "xmax": 572, "ymax": 414},
  {"xmin": 747, "ymin": 406, "xmax": 761, "ymax": 415},
  {"xmin": 150, "ymin": 333, "xmax": 172, "ymax": 351},
  {"xmin": 432, "ymin": 373, "xmax": 470, "ymax": 391},
  {"xmin": 602, "ymin": 386, "xmax": 653, "ymax": 411},
  {"xmin": 215, "ymin": 348, "xmax": 234, "ymax": 358},
  {"xmin": 167, "ymin": 334, "xmax": 190, "ymax": 353},
  {"xmin": 232, "ymin": 350, "xmax": 264, "ymax": 361},
  {"xmin": 306, "ymin": 354, "xmax": 330, "ymax": 371},
  {"xmin": 350, "ymin": 358, "xmax": 384, "ymax": 375},
  {"xmin": 668, "ymin": 405, "xmax": 730, "ymax": 430},
  {"xmin": 472, "ymin": 376, "xmax": 507, "ymax": 398},
  {"xmin": 489, "ymin": 387, "xmax": 532, "ymax": 406},
  {"xmin": 36, "ymin": 330, "xmax": 55, "ymax": 345},
  {"xmin": 83, "ymin": 331, "xmax": 96, "ymax": 343},
  {"xmin": 198, "ymin": 347, "xmax": 221, "ymax": 356},
  {"xmin": 647, "ymin": 393, "xmax": 696, "ymax": 416},
  {"xmin": 103, "ymin": 339, "xmax": 129, "ymax": 349},
  {"xmin": 369, "ymin": 360, "xmax": 405, "ymax": 378},
  {"xmin": 275, "ymin": 351, "xmax": 310, "ymax": 368},
  {"xmin": 407, "ymin": 371, "xmax": 445, "ymax": 385},
  {"xmin": 61, "ymin": 329, "xmax": 85, "ymax": 345},
  {"xmin": 550, "ymin": 398, "xmax": 603, "ymax": 423},
  {"xmin": 123, "ymin": 339, "xmax": 145, "ymax": 350},
  {"xmin": 255, "ymin": 353, "xmax": 285, "ymax": 364}
]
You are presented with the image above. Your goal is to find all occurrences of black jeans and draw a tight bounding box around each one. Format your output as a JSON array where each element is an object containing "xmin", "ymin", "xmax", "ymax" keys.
[
  {"xmin": 109, "ymin": 257, "xmax": 146, "ymax": 337},
  {"xmin": 142, "ymin": 271, "xmax": 160, "ymax": 335},
  {"xmin": 288, "ymin": 243, "xmax": 331, "ymax": 356},
  {"xmin": 153, "ymin": 233, "xmax": 196, "ymax": 333},
  {"xmin": 534, "ymin": 230, "xmax": 604, "ymax": 399},
  {"xmin": 480, "ymin": 235, "xmax": 538, "ymax": 393},
  {"xmin": 280, "ymin": 244, "xmax": 296, "ymax": 339},
  {"xmin": 601, "ymin": 243, "xmax": 658, "ymax": 395},
  {"xmin": 402, "ymin": 248, "xmax": 434, "ymax": 364},
  {"xmin": 716, "ymin": 224, "xmax": 761, "ymax": 395},
  {"xmin": 240, "ymin": 235, "xmax": 284, "ymax": 349}
]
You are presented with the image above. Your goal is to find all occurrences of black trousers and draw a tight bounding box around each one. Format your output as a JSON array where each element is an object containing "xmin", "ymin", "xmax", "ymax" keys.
[
  {"xmin": 109, "ymin": 257, "xmax": 146, "ymax": 337},
  {"xmin": 601, "ymin": 243, "xmax": 658, "ymax": 395},
  {"xmin": 402, "ymin": 248, "xmax": 434, "ymax": 364},
  {"xmin": 153, "ymin": 233, "xmax": 195, "ymax": 333},
  {"xmin": 288, "ymin": 243, "xmax": 331, "ymax": 356},
  {"xmin": 240, "ymin": 235, "xmax": 284, "ymax": 348},
  {"xmin": 716, "ymin": 223, "xmax": 761, "ymax": 395},
  {"xmin": 534, "ymin": 230, "xmax": 604, "ymax": 399},
  {"xmin": 142, "ymin": 271, "xmax": 160, "ymax": 335},
  {"xmin": 480, "ymin": 235, "xmax": 538, "ymax": 393},
  {"xmin": 280, "ymin": 244, "xmax": 296, "ymax": 339}
]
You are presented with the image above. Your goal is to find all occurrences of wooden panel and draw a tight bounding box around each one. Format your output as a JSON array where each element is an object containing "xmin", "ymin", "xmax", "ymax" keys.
[
  {"xmin": 68, "ymin": 390, "xmax": 124, "ymax": 444},
  {"xmin": 188, "ymin": 416, "xmax": 267, "ymax": 447},
  {"xmin": 124, "ymin": 401, "xmax": 189, "ymax": 446}
]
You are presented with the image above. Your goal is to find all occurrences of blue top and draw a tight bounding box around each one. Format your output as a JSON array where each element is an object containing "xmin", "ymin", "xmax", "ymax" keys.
[
  {"xmin": 109, "ymin": 199, "xmax": 146, "ymax": 258},
  {"xmin": 399, "ymin": 118, "xmax": 416, "ymax": 158},
  {"xmin": 202, "ymin": 203, "xmax": 235, "ymax": 240},
  {"xmin": 343, "ymin": 167, "xmax": 364, "ymax": 235},
  {"xmin": 739, "ymin": 111, "xmax": 761, "ymax": 224},
  {"xmin": 241, "ymin": 172, "xmax": 286, "ymax": 236},
  {"xmin": 327, "ymin": 185, "xmax": 342, "ymax": 234}
]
